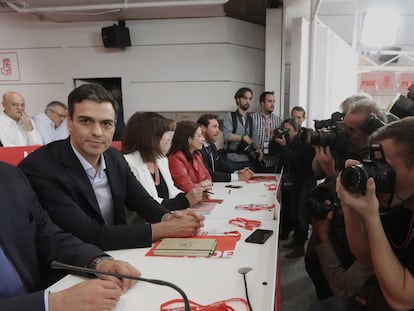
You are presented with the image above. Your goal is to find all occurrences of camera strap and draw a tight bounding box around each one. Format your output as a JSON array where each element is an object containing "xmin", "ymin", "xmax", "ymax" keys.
[{"xmin": 160, "ymin": 297, "xmax": 251, "ymax": 311}]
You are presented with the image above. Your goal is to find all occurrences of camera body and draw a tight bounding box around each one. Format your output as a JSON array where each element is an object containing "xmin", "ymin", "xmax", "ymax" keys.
[
  {"xmin": 340, "ymin": 144, "xmax": 395, "ymax": 194},
  {"xmin": 314, "ymin": 111, "xmax": 345, "ymax": 130},
  {"xmin": 306, "ymin": 184, "xmax": 344, "ymax": 227},
  {"xmin": 309, "ymin": 121, "xmax": 349, "ymax": 156},
  {"xmin": 274, "ymin": 128, "xmax": 290, "ymax": 144},
  {"xmin": 238, "ymin": 141, "xmax": 259, "ymax": 162}
]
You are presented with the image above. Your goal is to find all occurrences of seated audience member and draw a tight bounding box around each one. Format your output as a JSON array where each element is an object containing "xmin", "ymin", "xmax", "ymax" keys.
[
  {"xmin": 19, "ymin": 84, "xmax": 204, "ymax": 251},
  {"xmin": 0, "ymin": 91, "xmax": 42, "ymax": 146},
  {"xmin": 311, "ymin": 117, "xmax": 414, "ymax": 311},
  {"xmin": 0, "ymin": 161, "xmax": 139, "ymax": 311},
  {"xmin": 33, "ymin": 100, "xmax": 69, "ymax": 144},
  {"xmin": 270, "ymin": 117, "xmax": 316, "ymax": 258},
  {"xmin": 197, "ymin": 113, "xmax": 254, "ymax": 182},
  {"xmin": 122, "ymin": 112, "xmax": 203, "ymax": 215},
  {"xmin": 168, "ymin": 120, "xmax": 212, "ymax": 193}
]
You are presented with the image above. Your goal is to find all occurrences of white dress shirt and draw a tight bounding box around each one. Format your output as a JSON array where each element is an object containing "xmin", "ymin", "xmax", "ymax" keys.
[
  {"xmin": 32, "ymin": 112, "xmax": 69, "ymax": 144},
  {"xmin": 0, "ymin": 111, "xmax": 43, "ymax": 146}
]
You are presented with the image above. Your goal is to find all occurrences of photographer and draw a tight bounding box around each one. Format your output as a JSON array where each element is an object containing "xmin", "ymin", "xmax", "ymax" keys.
[
  {"xmin": 332, "ymin": 117, "xmax": 414, "ymax": 310},
  {"xmin": 222, "ymin": 87, "xmax": 263, "ymax": 172},
  {"xmin": 270, "ymin": 117, "xmax": 316, "ymax": 258},
  {"xmin": 311, "ymin": 117, "xmax": 414, "ymax": 310},
  {"xmin": 308, "ymin": 185, "xmax": 373, "ymax": 301},
  {"xmin": 306, "ymin": 98, "xmax": 385, "ymax": 299}
]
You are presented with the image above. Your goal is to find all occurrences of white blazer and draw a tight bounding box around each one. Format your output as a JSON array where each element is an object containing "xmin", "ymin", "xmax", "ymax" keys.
[{"xmin": 124, "ymin": 151, "xmax": 182, "ymax": 203}]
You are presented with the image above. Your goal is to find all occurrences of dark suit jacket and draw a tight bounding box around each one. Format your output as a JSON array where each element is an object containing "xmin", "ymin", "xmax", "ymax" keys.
[
  {"xmin": 200, "ymin": 144, "xmax": 233, "ymax": 182},
  {"xmin": 19, "ymin": 138, "xmax": 169, "ymax": 251},
  {"xmin": 0, "ymin": 161, "xmax": 105, "ymax": 311}
]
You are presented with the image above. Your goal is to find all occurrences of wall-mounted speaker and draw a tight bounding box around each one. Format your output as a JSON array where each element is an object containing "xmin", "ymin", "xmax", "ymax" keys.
[{"xmin": 101, "ymin": 24, "xmax": 131, "ymax": 48}]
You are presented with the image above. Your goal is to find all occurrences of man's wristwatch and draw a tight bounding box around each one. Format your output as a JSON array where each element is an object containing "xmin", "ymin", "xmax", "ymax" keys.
[{"xmin": 87, "ymin": 256, "xmax": 114, "ymax": 270}]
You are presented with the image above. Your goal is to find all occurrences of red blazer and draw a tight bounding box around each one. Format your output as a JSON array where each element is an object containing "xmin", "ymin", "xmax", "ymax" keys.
[{"xmin": 168, "ymin": 150, "xmax": 212, "ymax": 192}]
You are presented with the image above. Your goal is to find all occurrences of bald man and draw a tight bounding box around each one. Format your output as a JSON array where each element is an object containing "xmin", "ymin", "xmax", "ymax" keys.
[{"xmin": 0, "ymin": 92, "xmax": 42, "ymax": 146}]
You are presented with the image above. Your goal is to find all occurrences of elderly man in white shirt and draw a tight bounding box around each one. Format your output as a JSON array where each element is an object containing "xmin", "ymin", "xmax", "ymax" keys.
[
  {"xmin": 0, "ymin": 91, "xmax": 42, "ymax": 146},
  {"xmin": 33, "ymin": 100, "xmax": 69, "ymax": 144}
]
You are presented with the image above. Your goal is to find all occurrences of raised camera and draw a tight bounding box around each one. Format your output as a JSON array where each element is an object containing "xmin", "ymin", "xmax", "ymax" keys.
[
  {"xmin": 309, "ymin": 122, "xmax": 349, "ymax": 156},
  {"xmin": 340, "ymin": 144, "xmax": 395, "ymax": 194},
  {"xmin": 314, "ymin": 111, "xmax": 345, "ymax": 130},
  {"xmin": 306, "ymin": 184, "xmax": 344, "ymax": 227}
]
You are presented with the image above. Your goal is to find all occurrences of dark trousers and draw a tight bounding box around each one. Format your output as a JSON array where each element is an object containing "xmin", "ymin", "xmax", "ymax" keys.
[
  {"xmin": 308, "ymin": 296, "xmax": 362, "ymax": 311},
  {"xmin": 291, "ymin": 175, "xmax": 317, "ymax": 244},
  {"xmin": 280, "ymin": 181, "xmax": 293, "ymax": 236}
]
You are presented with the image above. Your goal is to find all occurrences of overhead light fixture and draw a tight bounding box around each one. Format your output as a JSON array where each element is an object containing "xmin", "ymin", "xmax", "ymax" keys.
[{"xmin": 360, "ymin": 8, "xmax": 400, "ymax": 48}]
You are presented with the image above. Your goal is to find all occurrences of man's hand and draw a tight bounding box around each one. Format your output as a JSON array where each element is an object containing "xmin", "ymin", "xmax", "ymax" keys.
[
  {"xmin": 185, "ymin": 187, "xmax": 204, "ymax": 207},
  {"xmin": 315, "ymin": 146, "xmax": 336, "ymax": 177},
  {"xmin": 237, "ymin": 167, "xmax": 254, "ymax": 181},
  {"xmin": 49, "ymin": 279, "xmax": 123, "ymax": 311},
  {"xmin": 311, "ymin": 210, "xmax": 333, "ymax": 243},
  {"xmin": 20, "ymin": 111, "xmax": 34, "ymax": 131},
  {"xmin": 242, "ymin": 135, "xmax": 253, "ymax": 145},
  {"xmin": 255, "ymin": 148, "xmax": 264, "ymax": 162},
  {"xmin": 95, "ymin": 259, "xmax": 140, "ymax": 293},
  {"xmin": 154, "ymin": 209, "xmax": 205, "ymax": 240},
  {"xmin": 337, "ymin": 160, "xmax": 380, "ymax": 221}
]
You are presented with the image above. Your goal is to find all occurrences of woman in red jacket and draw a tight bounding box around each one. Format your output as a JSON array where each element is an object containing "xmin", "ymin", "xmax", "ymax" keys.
[{"xmin": 168, "ymin": 120, "xmax": 212, "ymax": 193}]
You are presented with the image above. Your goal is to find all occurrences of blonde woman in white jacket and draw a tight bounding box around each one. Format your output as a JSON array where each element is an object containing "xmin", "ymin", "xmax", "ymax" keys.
[{"xmin": 123, "ymin": 112, "xmax": 204, "ymax": 223}]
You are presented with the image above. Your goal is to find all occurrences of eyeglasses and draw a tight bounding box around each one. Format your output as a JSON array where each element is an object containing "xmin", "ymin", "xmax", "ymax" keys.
[{"xmin": 49, "ymin": 109, "xmax": 66, "ymax": 119}]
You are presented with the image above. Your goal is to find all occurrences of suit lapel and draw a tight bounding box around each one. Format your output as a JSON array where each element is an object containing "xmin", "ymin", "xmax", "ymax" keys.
[{"xmin": 60, "ymin": 140, "xmax": 104, "ymax": 221}]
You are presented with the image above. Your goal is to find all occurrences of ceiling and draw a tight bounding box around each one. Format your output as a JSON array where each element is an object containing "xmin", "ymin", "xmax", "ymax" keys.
[{"xmin": 0, "ymin": 0, "xmax": 275, "ymax": 24}]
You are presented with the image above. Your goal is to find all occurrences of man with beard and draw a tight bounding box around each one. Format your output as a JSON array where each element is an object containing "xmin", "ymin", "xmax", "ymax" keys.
[
  {"xmin": 407, "ymin": 83, "xmax": 414, "ymax": 101},
  {"xmin": 222, "ymin": 87, "xmax": 263, "ymax": 171},
  {"xmin": 197, "ymin": 113, "xmax": 254, "ymax": 182},
  {"xmin": 251, "ymin": 91, "xmax": 282, "ymax": 173}
]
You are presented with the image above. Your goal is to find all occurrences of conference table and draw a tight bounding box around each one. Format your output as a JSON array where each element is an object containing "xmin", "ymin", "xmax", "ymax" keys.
[{"xmin": 48, "ymin": 175, "xmax": 282, "ymax": 311}]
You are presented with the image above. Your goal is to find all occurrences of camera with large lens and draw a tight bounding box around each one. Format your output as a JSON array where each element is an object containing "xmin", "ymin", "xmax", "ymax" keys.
[
  {"xmin": 340, "ymin": 143, "xmax": 395, "ymax": 194},
  {"xmin": 273, "ymin": 128, "xmax": 290, "ymax": 143},
  {"xmin": 314, "ymin": 111, "xmax": 345, "ymax": 130},
  {"xmin": 306, "ymin": 184, "xmax": 344, "ymax": 227},
  {"xmin": 238, "ymin": 141, "xmax": 259, "ymax": 162},
  {"xmin": 309, "ymin": 122, "xmax": 349, "ymax": 156}
]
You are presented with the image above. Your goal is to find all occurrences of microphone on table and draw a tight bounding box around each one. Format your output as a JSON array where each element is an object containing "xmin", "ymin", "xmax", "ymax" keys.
[{"xmin": 51, "ymin": 261, "xmax": 191, "ymax": 311}]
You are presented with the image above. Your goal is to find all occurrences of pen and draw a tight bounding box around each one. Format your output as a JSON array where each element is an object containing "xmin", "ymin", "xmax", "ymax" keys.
[{"xmin": 204, "ymin": 191, "xmax": 214, "ymax": 195}]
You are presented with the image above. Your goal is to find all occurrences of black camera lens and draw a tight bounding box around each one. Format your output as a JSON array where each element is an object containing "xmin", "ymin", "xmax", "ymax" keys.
[
  {"xmin": 341, "ymin": 162, "xmax": 395, "ymax": 194},
  {"xmin": 340, "ymin": 164, "xmax": 367, "ymax": 194}
]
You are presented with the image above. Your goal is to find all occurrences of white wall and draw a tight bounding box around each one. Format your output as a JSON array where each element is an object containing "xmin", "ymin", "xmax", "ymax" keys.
[{"xmin": 0, "ymin": 13, "xmax": 265, "ymax": 120}]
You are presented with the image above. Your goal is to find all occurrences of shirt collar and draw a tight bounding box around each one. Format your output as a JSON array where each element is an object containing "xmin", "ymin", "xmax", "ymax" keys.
[{"xmin": 70, "ymin": 142, "xmax": 107, "ymax": 178}]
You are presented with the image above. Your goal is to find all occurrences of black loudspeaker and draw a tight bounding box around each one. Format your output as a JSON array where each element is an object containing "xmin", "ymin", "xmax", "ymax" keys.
[{"xmin": 101, "ymin": 24, "xmax": 131, "ymax": 48}]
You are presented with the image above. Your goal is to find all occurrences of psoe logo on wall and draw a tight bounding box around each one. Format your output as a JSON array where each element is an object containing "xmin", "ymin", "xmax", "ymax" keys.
[{"xmin": 0, "ymin": 52, "xmax": 20, "ymax": 81}]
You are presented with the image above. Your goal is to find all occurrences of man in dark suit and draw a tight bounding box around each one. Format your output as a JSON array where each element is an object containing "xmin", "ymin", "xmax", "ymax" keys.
[
  {"xmin": 0, "ymin": 161, "xmax": 139, "ymax": 311},
  {"xmin": 19, "ymin": 84, "xmax": 204, "ymax": 251},
  {"xmin": 197, "ymin": 114, "xmax": 253, "ymax": 182}
]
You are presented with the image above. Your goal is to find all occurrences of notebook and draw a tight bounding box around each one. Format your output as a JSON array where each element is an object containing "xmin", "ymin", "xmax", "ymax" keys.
[{"xmin": 153, "ymin": 238, "xmax": 217, "ymax": 257}]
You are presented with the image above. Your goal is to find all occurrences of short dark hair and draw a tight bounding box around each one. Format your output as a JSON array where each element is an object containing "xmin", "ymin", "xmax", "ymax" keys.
[
  {"xmin": 122, "ymin": 112, "xmax": 171, "ymax": 162},
  {"xmin": 291, "ymin": 106, "xmax": 306, "ymax": 118},
  {"xmin": 259, "ymin": 91, "xmax": 274, "ymax": 104},
  {"xmin": 369, "ymin": 116, "xmax": 414, "ymax": 168},
  {"xmin": 197, "ymin": 114, "xmax": 218, "ymax": 127},
  {"xmin": 169, "ymin": 120, "xmax": 200, "ymax": 161},
  {"xmin": 68, "ymin": 84, "xmax": 118, "ymax": 119},
  {"xmin": 234, "ymin": 87, "xmax": 253, "ymax": 104}
]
